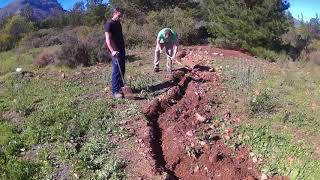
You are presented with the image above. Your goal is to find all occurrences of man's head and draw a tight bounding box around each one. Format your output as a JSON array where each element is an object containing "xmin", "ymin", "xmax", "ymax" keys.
[
  {"xmin": 164, "ymin": 29, "xmax": 172, "ymax": 39},
  {"xmin": 112, "ymin": 8, "xmax": 124, "ymax": 21}
]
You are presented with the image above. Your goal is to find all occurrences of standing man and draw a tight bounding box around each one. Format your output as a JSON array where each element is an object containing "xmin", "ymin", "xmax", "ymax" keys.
[
  {"xmin": 105, "ymin": 8, "xmax": 125, "ymax": 99},
  {"xmin": 154, "ymin": 28, "xmax": 178, "ymax": 73}
]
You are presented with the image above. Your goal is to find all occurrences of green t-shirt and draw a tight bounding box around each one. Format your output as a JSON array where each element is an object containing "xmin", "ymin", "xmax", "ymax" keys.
[{"xmin": 157, "ymin": 28, "xmax": 177, "ymax": 44}]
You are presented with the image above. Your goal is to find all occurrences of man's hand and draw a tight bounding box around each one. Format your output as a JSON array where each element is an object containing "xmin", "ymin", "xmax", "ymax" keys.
[{"xmin": 111, "ymin": 51, "xmax": 119, "ymax": 57}]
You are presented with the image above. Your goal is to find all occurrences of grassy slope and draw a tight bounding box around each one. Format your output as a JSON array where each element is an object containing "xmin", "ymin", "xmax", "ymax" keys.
[
  {"xmin": 213, "ymin": 58, "xmax": 320, "ymax": 179},
  {"xmin": 0, "ymin": 48, "xmax": 160, "ymax": 179}
]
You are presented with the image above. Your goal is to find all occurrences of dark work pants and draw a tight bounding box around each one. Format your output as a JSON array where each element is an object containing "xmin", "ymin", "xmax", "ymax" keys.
[{"xmin": 111, "ymin": 48, "xmax": 126, "ymax": 95}]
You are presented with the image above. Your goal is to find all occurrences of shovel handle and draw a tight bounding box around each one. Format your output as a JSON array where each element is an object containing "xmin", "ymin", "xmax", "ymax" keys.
[{"xmin": 115, "ymin": 57, "xmax": 126, "ymax": 84}]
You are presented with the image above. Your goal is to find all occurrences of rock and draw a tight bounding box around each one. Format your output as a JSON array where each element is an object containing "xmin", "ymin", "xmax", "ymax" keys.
[
  {"xmin": 213, "ymin": 53, "xmax": 219, "ymax": 56},
  {"xmin": 186, "ymin": 130, "xmax": 194, "ymax": 137},
  {"xmin": 73, "ymin": 173, "xmax": 80, "ymax": 179},
  {"xmin": 261, "ymin": 173, "xmax": 268, "ymax": 180},
  {"xmin": 223, "ymin": 134, "xmax": 231, "ymax": 140},
  {"xmin": 249, "ymin": 152, "xmax": 255, "ymax": 157},
  {"xmin": 61, "ymin": 73, "xmax": 65, "ymax": 79},
  {"xmin": 16, "ymin": 68, "xmax": 22, "ymax": 72},
  {"xmin": 196, "ymin": 113, "xmax": 207, "ymax": 123},
  {"xmin": 253, "ymin": 156, "xmax": 258, "ymax": 163},
  {"xmin": 199, "ymin": 141, "xmax": 206, "ymax": 146},
  {"xmin": 194, "ymin": 165, "xmax": 200, "ymax": 173},
  {"xmin": 226, "ymin": 128, "xmax": 234, "ymax": 133}
]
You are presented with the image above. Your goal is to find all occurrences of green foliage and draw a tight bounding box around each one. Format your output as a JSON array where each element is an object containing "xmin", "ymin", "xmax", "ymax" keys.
[
  {"xmin": 249, "ymin": 89, "xmax": 276, "ymax": 114},
  {"xmin": 0, "ymin": 15, "xmax": 34, "ymax": 51},
  {"xmin": 204, "ymin": 0, "xmax": 291, "ymax": 57},
  {"xmin": 237, "ymin": 123, "xmax": 320, "ymax": 179},
  {"xmin": 78, "ymin": 135, "xmax": 125, "ymax": 179},
  {"xmin": 0, "ymin": 122, "xmax": 39, "ymax": 180},
  {"xmin": 56, "ymin": 28, "xmax": 110, "ymax": 67},
  {"xmin": 248, "ymin": 47, "xmax": 280, "ymax": 61},
  {"xmin": 146, "ymin": 7, "xmax": 199, "ymax": 45},
  {"xmin": 0, "ymin": 157, "xmax": 39, "ymax": 180},
  {"xmin": 0, "ymin": 49, "xmax": 38, "ymax": 76}
]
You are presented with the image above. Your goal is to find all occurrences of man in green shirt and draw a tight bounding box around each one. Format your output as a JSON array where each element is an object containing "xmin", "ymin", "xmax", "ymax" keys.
[{"xmin": 154, "ymin": 28, "xmax": 178, "ymax": 73}]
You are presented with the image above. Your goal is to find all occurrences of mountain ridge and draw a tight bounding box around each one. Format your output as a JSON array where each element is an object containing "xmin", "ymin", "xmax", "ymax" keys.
[{"xmin": 0, "ymin": 0, "xmax": 65, "ymax": 20}]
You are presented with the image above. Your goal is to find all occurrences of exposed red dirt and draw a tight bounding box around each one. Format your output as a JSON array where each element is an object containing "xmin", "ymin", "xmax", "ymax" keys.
[
  {"xmin": 139, "ymin": 65, "xmax": 260, "ymax": 179},
  {"xmin": 119, "ymin": 47, "xmax": 288, "ymax": 179},
  {"xmin": 176, "ymin": 46, "xmax": 254, "ymax": 69}
]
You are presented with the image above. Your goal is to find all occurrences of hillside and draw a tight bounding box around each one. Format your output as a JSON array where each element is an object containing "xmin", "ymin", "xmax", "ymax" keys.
[{"xmin": 0, "ymin": 0, "xmax": 64, "ymax": 20}]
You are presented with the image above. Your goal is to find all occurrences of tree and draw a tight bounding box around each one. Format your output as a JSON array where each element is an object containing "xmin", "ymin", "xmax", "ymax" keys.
[
  {"xmin": 3, "ymin": 15, "xmax": 34, "ymax": 38},
  {"xmin": 84, "ymin": 3, "xmax": 110, "ymax": 26},
  {"xmin": 72, "ymin": 1, "xmax": 86, "ymax": 13},
  {"xmin": 0, "ymin": 15, "xmax": 34, "ymax": 51},
  {"xmin": 68, "ymin": 1, "xmax": 86, "ymax": 26},
  {"xmin": 203, "ymin": 0, "xmax": 291, "ymax": 52},
  {"xmin": 86, "ymin": 0, "xmax": 103, "ymax": 9},
  {"xmin": 20, "ymin": 5, "xmax": 34, "ymax": 20}
]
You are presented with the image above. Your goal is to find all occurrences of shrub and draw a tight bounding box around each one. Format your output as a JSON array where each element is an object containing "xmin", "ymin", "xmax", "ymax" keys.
[
  {"xmin": 57, "ymin": 39, "xmax": 90, "ymax": 68},
  {"xmin": 85, "ymin": 30, "xmax": 110, "ymax": 63},
  {"xmin": 145, "ymin": 7, "xmax": 200, "ymax": 45},
  {"xmin": 33, "ymin": 51, "xmax": 56, "ymax": 67},
  {"xmin": 249, "ymin": 89, "xmax": 276, "ymax": 114},
  {"xmin": 55, "ymin": 29, "xmax": 110, "ymax": 68},
  {"xmin": 248, "ymin": 47, "xmax": 280, "ymax": 62},
  {"xmin": 122, "ymin": 19, "xmax": 153, "ymax": 48},
  {"xmin": 209, "ymin": 37, "xmax": 242, "ymax": 50},
  {"xmin": 20, "ymin": 28, "xmax": 79, "ymax": 49}
]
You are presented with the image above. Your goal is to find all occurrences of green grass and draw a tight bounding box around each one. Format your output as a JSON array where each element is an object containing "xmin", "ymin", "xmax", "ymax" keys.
[
  {"xmin": 0, "ymin": 46, "xmax": 167, "ymax": 179},
  {"xmin": 236, "ymin": 121, "xmax": 320, "ymax": 179},
  {"xmin": 0, "ymin": 49, "xmax": 39, "ymax": 76},
  {"xmin": 213, "ymin": 57, "xmax": 320, "ymax": 179}
]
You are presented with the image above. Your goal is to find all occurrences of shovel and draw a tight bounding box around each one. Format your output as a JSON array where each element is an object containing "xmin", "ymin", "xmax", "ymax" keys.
[
  {"xmin": 115, "ymin": 56, "xmax": 134, "ymax": 99},
  {"xmin": 166, "ymin": 52, "xmax": 191, "ymax": 70}
]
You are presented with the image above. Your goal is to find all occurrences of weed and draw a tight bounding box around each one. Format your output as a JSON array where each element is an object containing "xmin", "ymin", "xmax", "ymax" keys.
[{"xmin": 249, "ymin": 89, "xmax": 277, "ymax": 115}]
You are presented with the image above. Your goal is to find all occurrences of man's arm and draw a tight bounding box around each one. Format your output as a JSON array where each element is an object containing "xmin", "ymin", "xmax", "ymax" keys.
[{"xmin": 105, "ymin": 32, "xmax": 118, "ymax": 56}]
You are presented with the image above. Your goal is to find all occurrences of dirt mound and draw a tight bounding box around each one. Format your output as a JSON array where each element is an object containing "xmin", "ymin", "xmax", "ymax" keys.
[
  {"xmin": 176, "ymin": 46, "xmax": 254, "ymax": 69},
  {"xmin": 139, "ymin": 65, "xmax": 260, "ymax": 179}
]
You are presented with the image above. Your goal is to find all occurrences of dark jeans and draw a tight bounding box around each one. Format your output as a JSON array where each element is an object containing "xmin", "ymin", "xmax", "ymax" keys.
[{"xmin": 111, "ymin": 49, "xmax": 126, "ymax": 95}]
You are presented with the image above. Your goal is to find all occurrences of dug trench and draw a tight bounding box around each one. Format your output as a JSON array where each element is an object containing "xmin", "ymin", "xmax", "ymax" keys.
[{"xmin": 141, "ymin": 65, "xmax": 261, "ymax": 179}]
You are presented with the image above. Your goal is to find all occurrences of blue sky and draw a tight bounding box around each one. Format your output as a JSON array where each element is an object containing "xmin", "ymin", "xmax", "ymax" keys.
[
  {"xmin": 0, "ymin": 0, "xmax": 319, "ymax": 21},
  {"xmin": 289, "ymin": 0, "xmax": 319, "ymax": 21}
]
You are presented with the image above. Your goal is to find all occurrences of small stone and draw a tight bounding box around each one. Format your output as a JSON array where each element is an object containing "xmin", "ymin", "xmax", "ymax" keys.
[
  {"xmin": 20, "ymin": 148, "xmax": 25, "ymax": 152},
  {"xmin": 74, "ymin": 173, "xmax": 80, "ymax": 179},
  {"xmin": 186, "ymin": 130, "xmax": 193, "ymax": 137},
  {"xmin": 253, "ymin": 156, "xmax": 258, "ymax": 163},
  {"xmin": 194, "ymin": 165, "xmax": 200, "ymax": 173},
  {"xmin": 61, "ymin": 73, "xmax": 65, "ymax": 79},
  {"xmin": 227, "ymin": 128, "xmax": 234, "ymax": 133},
  {"xmin": 223, "ymin": 134, "xmax": 231, "ymax": 140},
  {"xmin": 16, "ymin": 68, "xmax": 22, "ymax": 72},
  {"xmin": 249, "ymin": 152, "xmax": 255, "ymax": 157},
  {"xmin": 261, "ymin": 173, "xmax": 268, "ymax": 180},
  {"xmin": 196, "ymin": 113, "xmax": 207, "ymax": 122},
  {"xmin": 199, "ymin": 141, "xmax": 206, "ymax": 146}
]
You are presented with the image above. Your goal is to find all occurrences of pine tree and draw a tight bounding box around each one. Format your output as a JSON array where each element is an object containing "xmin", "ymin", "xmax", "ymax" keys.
[{"xmin": 203, "ymin": 0, "xmax": 291, "ymax": 51}]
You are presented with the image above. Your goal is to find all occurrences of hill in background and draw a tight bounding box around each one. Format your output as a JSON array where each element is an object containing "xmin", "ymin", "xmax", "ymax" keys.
[{"xmin": 0, "ymin": 0, "xmax": 64, "ymax": 20}]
